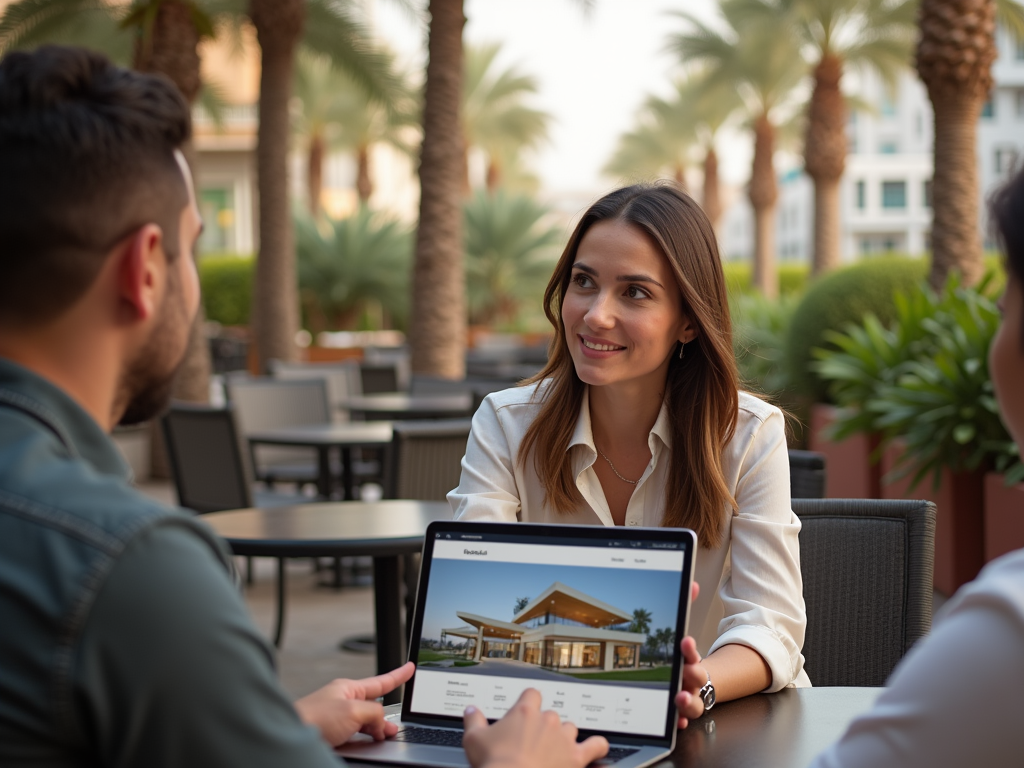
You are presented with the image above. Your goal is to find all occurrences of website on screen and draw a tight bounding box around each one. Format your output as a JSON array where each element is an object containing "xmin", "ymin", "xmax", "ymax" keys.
[{"xmin": 410, "ymin": 536, "xmax": 685, "ymax": 737}]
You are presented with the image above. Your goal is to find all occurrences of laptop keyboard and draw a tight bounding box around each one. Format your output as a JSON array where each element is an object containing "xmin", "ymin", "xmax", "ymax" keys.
[{"xmin": 393, "ymin": 727, "xmax": 640, "ymax": 763}]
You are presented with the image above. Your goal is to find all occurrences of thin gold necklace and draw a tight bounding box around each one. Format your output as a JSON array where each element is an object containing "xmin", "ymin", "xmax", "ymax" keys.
[{"xmin": 597, "ymin": 447, "xmax": 640, "ymax": 485}]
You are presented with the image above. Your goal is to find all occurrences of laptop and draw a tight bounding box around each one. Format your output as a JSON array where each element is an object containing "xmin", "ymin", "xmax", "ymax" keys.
[{"xmin": 335, "ymin": 520, "xmax": 697, "ymax": 768}]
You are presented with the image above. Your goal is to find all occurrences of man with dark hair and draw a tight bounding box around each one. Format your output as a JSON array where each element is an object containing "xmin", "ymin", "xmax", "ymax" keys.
[{"xmin": 0, "ymin": 46, "xmax": 607, "ymax": 768}]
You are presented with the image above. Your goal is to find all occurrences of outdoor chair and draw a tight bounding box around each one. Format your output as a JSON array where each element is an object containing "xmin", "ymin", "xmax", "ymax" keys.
[
  {"xmin": 383, "ymin": 418, "xmax": 473, "ymax": 626},
  {"xmin": 359, "ymin": 362, "xmax": 401, "ymax": 394},
  {"xmin": 269, "ymin": 359, "xmax": 361, "ymax": 422},
  {"xmin": 225, "ymin": 377, "xmax": 335, "ymax": 489},
  {"xmin": 383, "ymin": 419, "xmax": 473, "ymax": 501},
  {"xmin": 161, "ymin": 402, "xmax": 306, "ymax": 648},
  {"xmin": 793, "ymin": 498, "xmax": 936, "ymax": 686},
  {"xmin": 789, "ymin": 449, "xmax": 827, "ymax": 499}
]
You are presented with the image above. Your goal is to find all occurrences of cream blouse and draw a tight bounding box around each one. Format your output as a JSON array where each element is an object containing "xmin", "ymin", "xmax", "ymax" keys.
[{"xmin": 448, "ymin": 381, "xmax": 810, "ymax": 691}]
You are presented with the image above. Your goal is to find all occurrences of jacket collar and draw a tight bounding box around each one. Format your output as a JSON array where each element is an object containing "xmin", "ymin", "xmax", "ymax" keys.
[{"xmin": 0, "ymin": 357, "xmax": 131, "ymax": 481}]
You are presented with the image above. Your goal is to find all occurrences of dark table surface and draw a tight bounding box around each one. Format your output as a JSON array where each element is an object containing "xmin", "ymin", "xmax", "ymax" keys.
[
  {"xmin": 246, "ymin": 422, "xmax": 395, "ymax": 499},
  {"xmin": 203, "ymin": 501, "xmax": 452, "ymax": 703},
  {"xmin": 351, "ymin": 687, "xmax": 879, "ymax": 767},
  {"xmin": 340, "ymin": 393, "xmax": 474, "ymax": 420}
]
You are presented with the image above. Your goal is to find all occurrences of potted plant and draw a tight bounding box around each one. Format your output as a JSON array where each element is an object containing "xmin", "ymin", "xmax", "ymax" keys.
[
  {"xmin": 812, "ymin": 285, "xmax": 939, "ymax": 499},
  {"xmin": 870, "ymin": 278, "xmax": 1004, "ymax": 593},
  {"xmin": 785, "ymin": 258, "xmax": 927, "ymax": 497},
  {"xmin": 983, "ymin": 437, "xmax": 1024, "ymax": 562}
]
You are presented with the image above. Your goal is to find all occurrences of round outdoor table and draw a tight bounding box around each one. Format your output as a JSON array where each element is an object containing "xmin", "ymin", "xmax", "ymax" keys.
[
  {"xmin": 364, "ymin": 687, "xmax": 881, "ymax": 767},
  {"xmin": 247, "ymin": 421, "xmax": 395, "ymax": 500},
  {"xmin": 340, "ymin": 393, "xmax": 473, "ymax": 421},
  {"xmin": 203, "ymin": 500, "xmax": 451, "ymax": 704}
]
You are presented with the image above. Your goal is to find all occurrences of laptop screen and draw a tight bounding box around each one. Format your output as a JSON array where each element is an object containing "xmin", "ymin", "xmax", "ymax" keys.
[{"xmin": 403, "ymin": 521, "xmax": 696, "ymax": 745}]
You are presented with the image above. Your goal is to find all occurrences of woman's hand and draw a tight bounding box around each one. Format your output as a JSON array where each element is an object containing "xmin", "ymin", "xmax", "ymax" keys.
[
  {"xmin": 462, "ymin": 688, "xmax": 609, "ymax": 768},
  {"xmin": 293, "ymin": 661, "xmax": 415, "ymax": 746},
  {"xmin": 674, "ymin": 636, "xmax": 708, "ymax": 729}
]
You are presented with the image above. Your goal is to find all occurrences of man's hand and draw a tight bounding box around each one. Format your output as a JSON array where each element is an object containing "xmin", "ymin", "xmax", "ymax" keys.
[
  {"xmin": 294, "ymin": 661, "xmax": 415, "ymax": 746},
  {"xmin": 462, "ymin": 688, "xmax": 609, "ymax": 768}
]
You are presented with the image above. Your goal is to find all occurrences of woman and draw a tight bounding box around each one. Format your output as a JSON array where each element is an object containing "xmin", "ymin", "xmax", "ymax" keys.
[{"xmin": 450, "ymin": 184, "xmax": 809, "ymax": 707}]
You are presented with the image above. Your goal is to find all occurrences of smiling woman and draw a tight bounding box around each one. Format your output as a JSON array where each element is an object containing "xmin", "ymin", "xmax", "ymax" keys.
[{"xmin": 449, "ymin": 183, "xmax": 808, "ymax": 716}]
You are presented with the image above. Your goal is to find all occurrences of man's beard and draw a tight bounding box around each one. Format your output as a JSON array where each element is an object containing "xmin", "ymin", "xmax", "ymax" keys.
[{"xmin": 117, "ymin": 267, "xmax": 192, "ymax": 426}]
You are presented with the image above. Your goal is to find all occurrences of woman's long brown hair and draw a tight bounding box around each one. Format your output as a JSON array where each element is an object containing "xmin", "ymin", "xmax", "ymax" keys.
[{"xmin": 518, "ymin": 184, "xmax": 739, "ymax": 549}]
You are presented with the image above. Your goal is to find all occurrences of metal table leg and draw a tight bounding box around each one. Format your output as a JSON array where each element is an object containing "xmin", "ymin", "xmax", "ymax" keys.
[{"xmin": 373, "ymin": 555, "xmax": 405, "ymax": 705}]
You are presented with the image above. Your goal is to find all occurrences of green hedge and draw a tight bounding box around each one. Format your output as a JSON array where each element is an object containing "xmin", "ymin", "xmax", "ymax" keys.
[
  {"xmin": 784, "ymin": 256, "xmax": 928, "ymax": 403},
  {"xmin": 721, "ymin": 261, "xmax": 809, "ymax": 297},
  {"xmin": 199, "ymin": 254, "xmax": 253, "ymax": 327}
]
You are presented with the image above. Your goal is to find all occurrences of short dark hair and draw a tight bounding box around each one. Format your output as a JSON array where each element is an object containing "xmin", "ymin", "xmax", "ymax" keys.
[{"xmin": 0, "ymin": 45, "xmax": 192, "ymax": 327}]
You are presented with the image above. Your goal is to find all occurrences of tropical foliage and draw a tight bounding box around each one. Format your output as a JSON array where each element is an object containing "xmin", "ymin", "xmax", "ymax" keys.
[
  {"xmin": 295, "ymin": 207, "xmax": 412, "ymax": 333},
  {"xmin": 292, "ymin": 49, "xmax": 417, "ymax": 214},
  {"xmin": 815, "ymin": 274, "xmax": 1024, "ymax": 489},
  {"xmin": 463, "ymin": 42, "xmax": 550, "ymax": 194},
  {"xmin": 463, "ymin": 190, "xmax": 561, "ymax": 327}
]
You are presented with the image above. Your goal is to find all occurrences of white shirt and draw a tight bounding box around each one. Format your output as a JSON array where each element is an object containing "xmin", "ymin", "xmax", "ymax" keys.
[
  {"xmin": 448, "ymin": 382, "xmax": 809, "ymax": 691},
  {"xmin": 808, "ymin": 548, "xmax": 1024, "ymax": 768}
]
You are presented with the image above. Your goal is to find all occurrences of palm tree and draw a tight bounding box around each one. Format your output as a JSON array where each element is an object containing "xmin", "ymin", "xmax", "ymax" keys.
[
  {"xmin": 654, "ymin": 627, "xmax": 674, "ymax": 663},
  {"xmin": 603, "ymin": 99, "xmax": 696, "ymax": 188},
  {"xmin": 411, "ymin": 0, "xmax": 466, "ymax": 379},
  {"xmin": 248, "ymin": 0, "xmax": 406, "ymax": 370},
  {"xmin": 671, "ymin": 74, "xmax": 742, "ymax": 230},
  {"xmin": 513, "ymin": 596, "xmax": 531, "ymax": 614},
  {"xmin": 411, "ymin": 0, "xmax": 590, "ymax": 379},
  {"xmin": 463, "ymin": 42, "xmax": 550, "ymax": 194},
  {"xmin": 668, "ymin": 0, "xmax": 805, "ymax": 299},
  {"xmin": 731, "ymin": 0, "xmax": 917, "ymax": 277},
  {"xmin": 629, "ymin": 607, "xmax": 652, "ymax": 635},
  {"xmin": 463, "ymin": 190, "xmax": 561, "ymax": 327},
  {"xmin": 292, "ymin": 50, "xmax": 415, "ymax": 216},
  {"xmin": 917, "ymin": 0, "xmax": 1024, "ymax": 290},
  {"xmin": 1, "ymin": 0, "xmax": 407, "ymax": 374}
]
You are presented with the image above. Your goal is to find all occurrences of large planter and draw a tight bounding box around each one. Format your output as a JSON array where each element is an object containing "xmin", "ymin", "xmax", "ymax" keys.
[
  {"xmin": 984, "ymin": 473, "xmax": 1024, "ymax": 562},
  {"xmin": 881, "ymin": 442, "xmax": 985, "ymax": 596},
  {"xmin": 808, "ymin": 404, "xmax": 882, "ymax": 499}
]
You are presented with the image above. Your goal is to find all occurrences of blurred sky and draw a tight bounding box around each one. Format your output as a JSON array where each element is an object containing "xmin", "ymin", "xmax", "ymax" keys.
[{"xmin": 373, "ymin": 0, "xmax": 754, "ymax": 197}]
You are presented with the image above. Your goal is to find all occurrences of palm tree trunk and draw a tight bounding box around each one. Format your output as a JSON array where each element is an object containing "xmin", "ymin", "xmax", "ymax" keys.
[
  {"xmin": 132, "ymin": 1, "xmax": 209, "ymax": 403},
  {"xmin": 804, "ymin": 54, "xmax": 846, "ymax": 277},
  {"xmin": 133, "ymin": 0, "xmax": 210, "ymax": 479},
  {"xmin": 308, "ymin": 132, "xmax": 324, "ymax": 217},
  {"xmin": 701, "ymin": 146, "xmax": 721, "ymax": 230},
  {"xmin": 132, "ymin": 0, "xmax": 201, "ymax": 103},
  {"xmin": 356, "ymin": 144, "xmax": 373, "ymax": 203},
  {"xmin": 749, "ymin": 114, "xmax": 779, "ymax": 299},
  {"xmin": 250, "ymin": 0, "xmax": 305, "ymax": 371},
  {"xmin": 812, "ymin": 177, "xmax": 841, "ymax": 276},
  {"xmin": 485, "ymin": 158, "xmax": 501, "ymax": 194},
  {"xmin": 411, "ymin": 0, "xmax": 466, "ymax": 379},
  {"xmin": 916, "ymin": 0, "xmax": 996, "ymax": 290},
  {"xmin": 672, "ymin": 164, "xmax": 686, "ymax": 193}
]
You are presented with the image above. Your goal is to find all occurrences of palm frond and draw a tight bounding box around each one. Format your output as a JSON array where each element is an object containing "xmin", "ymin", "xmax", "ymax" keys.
[
  {"xmin": 301, "ymin": 0, "xmax": 408, "ymax": 116},
  {"xmin": 0, "ymin": 0, "xmax": 129, "ymax": 58},
  {"xmin": 998, "ymin": 0, "xmax": 1024, "ymax": 42}
]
